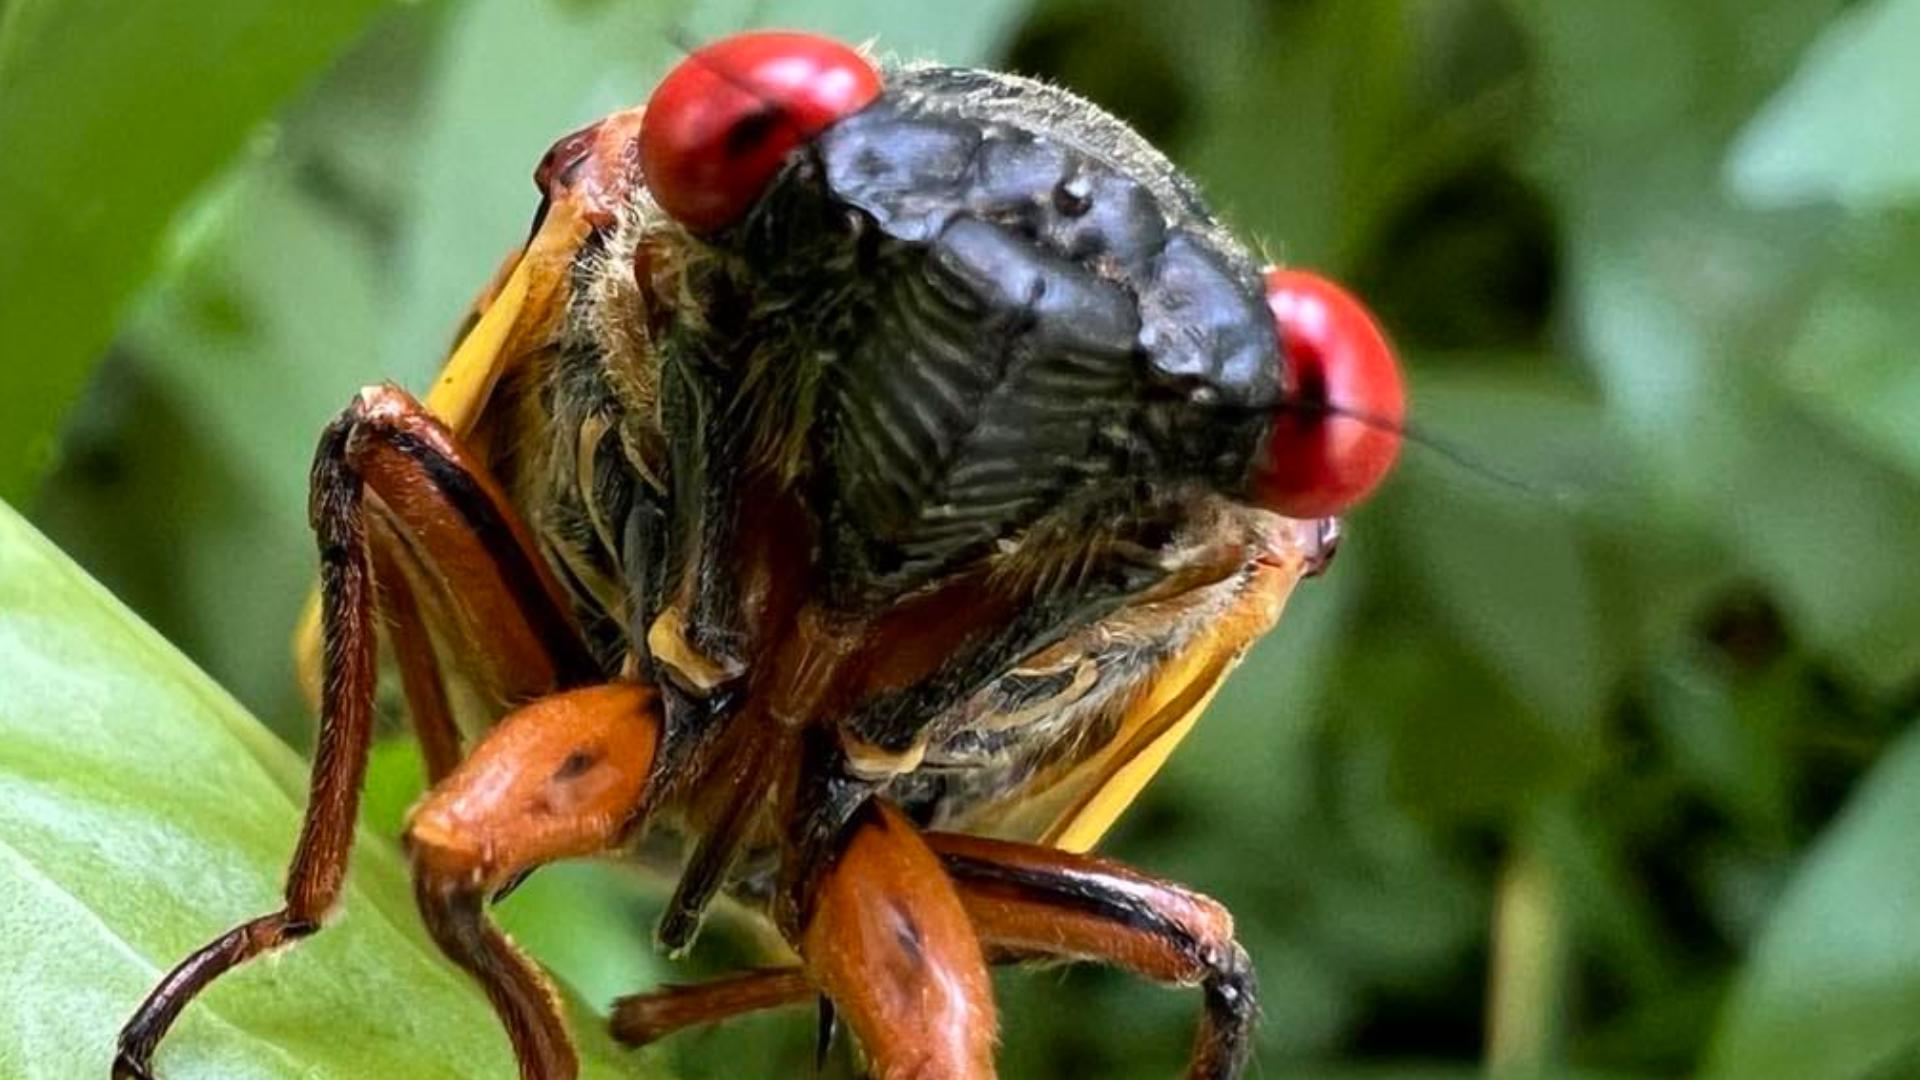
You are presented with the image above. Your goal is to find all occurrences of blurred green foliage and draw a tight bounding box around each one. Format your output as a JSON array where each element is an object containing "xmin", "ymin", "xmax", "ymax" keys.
[
  {"xmin": 5, "ymin": 0, "xmax": 1919, "ymax": 1077},
  {"xmin": 0, "ymin": 0, "xmax": 391, "ymax": 500}
]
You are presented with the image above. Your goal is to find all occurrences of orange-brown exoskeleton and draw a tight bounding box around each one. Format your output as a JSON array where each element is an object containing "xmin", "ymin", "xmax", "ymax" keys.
[{"xmin": 115, "ymin": 29, "xmax": 1406, "ymax": 1080}]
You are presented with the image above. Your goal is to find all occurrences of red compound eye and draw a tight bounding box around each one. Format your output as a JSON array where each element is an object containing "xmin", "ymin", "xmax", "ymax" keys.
[
  {"xmin": 639, "ymin": 31, "xmax": 882, "ymax": 233},
  {"xmin": 1252, "ymin": 268, "xmax": 1407, "ymax": 519}
]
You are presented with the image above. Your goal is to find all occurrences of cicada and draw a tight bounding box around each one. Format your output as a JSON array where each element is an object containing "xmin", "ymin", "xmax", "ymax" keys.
[{"xmin": 116, "ymin": 29, "xmax": 1405, "ymax": 1080}]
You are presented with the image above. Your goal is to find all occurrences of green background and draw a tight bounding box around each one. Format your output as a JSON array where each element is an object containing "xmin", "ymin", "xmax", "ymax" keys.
[{"xmin": 3, "ymin": 0, "xmax": 1919, "ymax": 1077}]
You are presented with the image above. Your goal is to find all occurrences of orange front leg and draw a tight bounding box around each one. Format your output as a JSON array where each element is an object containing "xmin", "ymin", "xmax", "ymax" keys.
[
  {"xmin": 799, "ymin": 800, "xmax": 997, "ymax": 1080},
  {"xmin": 407, "ymin": 681, "xmax": 662, "ymax": 1080}
]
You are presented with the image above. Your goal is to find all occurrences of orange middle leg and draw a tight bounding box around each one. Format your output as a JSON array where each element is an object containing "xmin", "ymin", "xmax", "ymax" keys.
[
  {"xmin": 611, "ymin": 830, "xmax": 1257, "ymax": 1079},
  {"xmin": 799, "ymin": 800, "xmax": 998, "ymax": 1080},
  {"xmin": 931, "ymin": 834, "xmax": 1256, "ymax": 1080}
]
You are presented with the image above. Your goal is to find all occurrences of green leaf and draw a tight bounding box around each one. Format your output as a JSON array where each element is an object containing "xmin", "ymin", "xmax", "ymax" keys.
[
  {"xmin": 1728, "ymin": 0, "xmax": 1920, "ymax": 210},
  {"xmin": 0, "ymin": 0, "xmax": 395, "ymax": 502},
  {"xmin": 0, "ymin": 501, "xmax": 656, "ymax": 1079},
  {"xmin": 1775, "ymin": 217, "xmax": 1920, "ymax": 485},
  {"xmin": 1704, "ymin": 719, "xmax": 1920, "ymax": 1080}
]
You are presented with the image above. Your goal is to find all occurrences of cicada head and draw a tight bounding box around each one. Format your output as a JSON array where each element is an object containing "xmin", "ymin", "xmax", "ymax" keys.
[
  {"xmin": 483, "ymin": 33, "xmax": 1382, "ymax": 630},
  {"xmin": 623, "ymin": 31, "xmax": 1402, "ymax": 611}
]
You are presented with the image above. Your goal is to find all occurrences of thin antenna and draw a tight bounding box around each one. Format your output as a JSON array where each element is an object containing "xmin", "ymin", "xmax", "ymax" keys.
[
  {"xmin": 661, "ymin": 0, "xmax": 785, "ymax": 101},
  {"xmin": 661, "ymin": 0, "xmax": 773, "ymax": 55},
  {"xmin": 742, "ymin": 0, "xmax": 775, "ymax": 35},
  {"xmin": 660, "ymin": 24, "xmax": 805, "ymax": 135},
  {"xmin": 1264, "ymin": 398, "xmax": 1575, "ymax": 505}
]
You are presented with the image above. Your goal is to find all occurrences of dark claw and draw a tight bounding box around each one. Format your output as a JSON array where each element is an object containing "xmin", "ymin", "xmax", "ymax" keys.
[
  {"xmin": 813, "ymin": 994, "xmax": 838, "ymax": 1072},
  {"xmin": 111, "ymin": 1048, "xmax": 155, "ymax": 1080}
]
